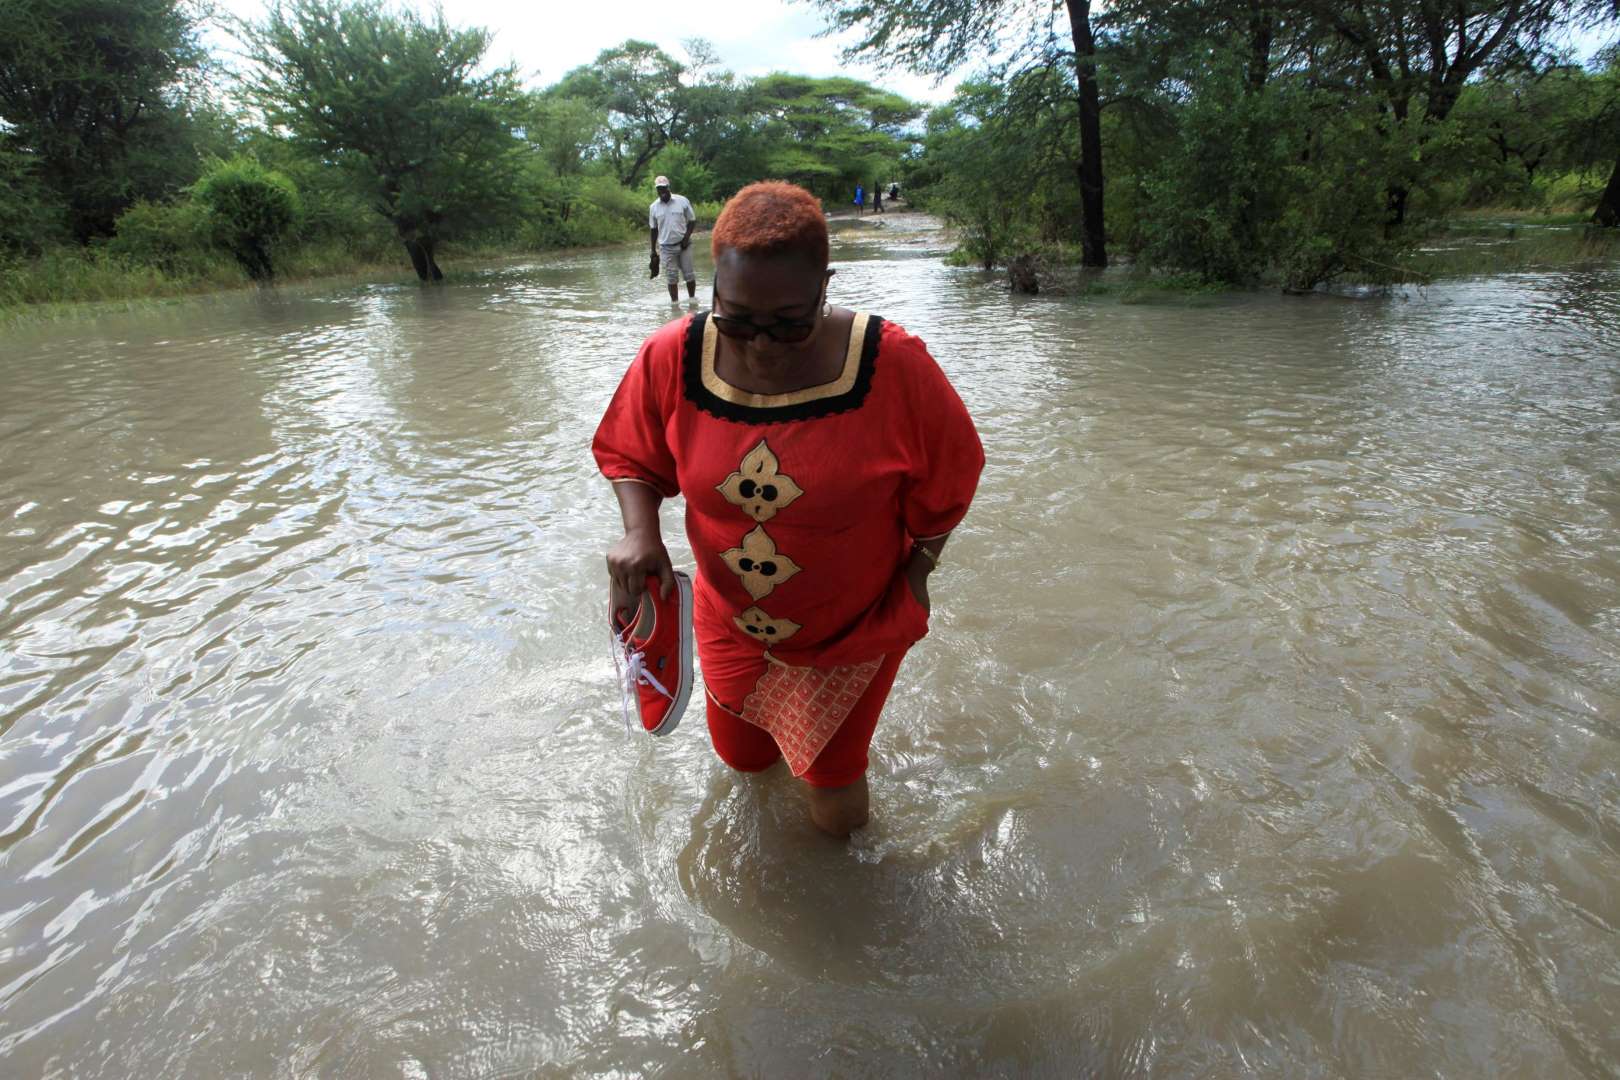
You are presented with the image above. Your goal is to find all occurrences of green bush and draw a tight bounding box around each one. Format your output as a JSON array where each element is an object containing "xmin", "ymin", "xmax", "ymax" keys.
[
  {"xmin": 690, "ymin": 199, "xmax": 724, "ymax": 227},
  {"xmin": 192, "ymin": 157, "xmax": 301, "ymax": 279},
  {"xmin": 104, "ymin": 199, "xmax": 220, "ymax": 276},
  {"xmin": 1534, "ymin": 169, "xmax": 1608, "ymax": 213},
  {"xmin": 515, "ymin": 173, "xmax": 646, "ymax": 249},
  {"xmin": 0, "ymin": 242, "xmax": 242, "ymax": 311},
  {"xmin": 646, "ymin": 143, "xmax": 719, "ymax": 203},
  {"xmin": 1139, "ymin": 77, "xmax": 1433, "ymax": 289}
]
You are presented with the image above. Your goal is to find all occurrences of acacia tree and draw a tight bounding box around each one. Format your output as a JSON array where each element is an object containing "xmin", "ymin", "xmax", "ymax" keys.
[
  {"xmin": 0, "ymin": 0, "xmax": 208, "ymax": 240},
  {"xmin": 553, "ymin": 40, "xmax": 695, "ymax": 187},
  {"xmin": 919, "ymin": 73, "xmax": 1076, "ymax": 270},
  {"xmin": 1107, "ymin": 0, "xmax": 1604, "ymax": 233},
  {"xmin": 1589, "ymin": 43, "xmax": 1620, "ymax": 224},
  {"xmin": 1289, "ymin": 0, "xmax": 1578, "ymax": 222},
  {"xmin": 243, "ymin": 0, "xmax": 525, "ymax": 280},
  {"xmin": 521, "ymin": 94, "xmax": 606, "ymax": 179},
  {"xmin": 807, "ymin": 0, "xmax": 1110, "ymax": 266},
  {"xmin": 1597, "ymin": 155, "xmax": 1620, "ymax": 223},
  {"xmin": 744, "ymin": 74, "xmax": 921, "ymax": 200}
]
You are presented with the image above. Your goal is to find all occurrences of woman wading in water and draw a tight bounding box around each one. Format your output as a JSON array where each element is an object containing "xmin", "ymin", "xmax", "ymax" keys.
[{"xmin": 595, "ymin": 182, "xmax": 982, "ymax": 837}]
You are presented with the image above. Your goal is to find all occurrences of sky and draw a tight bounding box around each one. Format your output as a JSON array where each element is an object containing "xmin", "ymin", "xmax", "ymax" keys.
[
  {"xmin": 213, "ymin": 0, "xmax": 964, "ymax": 103},
  {"xmin": 211, "ymin": 0, "xmax": 1615, "ymax": 103}
]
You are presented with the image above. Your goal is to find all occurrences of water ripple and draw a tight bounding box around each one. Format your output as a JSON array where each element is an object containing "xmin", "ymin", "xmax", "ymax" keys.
[{"xmin": 1, "ymin": 228, "xmax": 1617, "ymax": 1075}]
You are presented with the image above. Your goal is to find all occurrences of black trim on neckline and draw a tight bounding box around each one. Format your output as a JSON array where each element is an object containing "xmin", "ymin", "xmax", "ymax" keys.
[{"xmin": 682, "ymin": 312, "xmax": 884, "ymax": 425}]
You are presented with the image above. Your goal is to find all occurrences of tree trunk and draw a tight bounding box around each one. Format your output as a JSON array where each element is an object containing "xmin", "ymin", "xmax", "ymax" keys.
[
  {"xmin": 422, "ymin": 236, "xmax": 444, "ymax": 281},
  {"xmin": 242, "ymin": 239, "xmax": 274, "ymax": 282},
  {"xmin": 404, "ymin": 238, "xmax": 430, "ymax": 280},
  {"xmin": 402, "ymin": 237, "xmax": 445, "ymax": 282},
  {"xmin": 1595, "ymin": 153, "xmax": 1620, "ymax": 228},
  {"xmin": 1065, "ymin": 0, "xmax": 1107, "ymax": 268},
  {"xmin": 622, "ymin": 139, "xmax": 666, "ymax": 189},
  {"xmin": 1246, "ymin": 2, "xmax": 1273, "ymax": 93},
  {"xmin": 1387, "ymin": 186, "xmax": 1409, "ymax": 228},
  {"xmin": 1008, "ymin": 254, "xmax": 1040, "ymax": 294}
]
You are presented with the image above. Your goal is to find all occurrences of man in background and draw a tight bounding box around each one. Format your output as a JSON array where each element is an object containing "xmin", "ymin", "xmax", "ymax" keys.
[{"xmin": 649, "ymin": 176, "xmax": 697, "ymax": 302}]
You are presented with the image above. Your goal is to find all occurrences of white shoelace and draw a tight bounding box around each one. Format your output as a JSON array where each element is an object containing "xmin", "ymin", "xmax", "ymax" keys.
[{"xmin": 612, "ymin": 619, "xmax": 673, "ymax": 733}]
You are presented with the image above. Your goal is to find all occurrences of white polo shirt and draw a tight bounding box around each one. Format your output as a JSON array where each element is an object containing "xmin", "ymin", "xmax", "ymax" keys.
[{"xmin": 649, "ymin": 193, "xmax": 695, "ymax": 247}]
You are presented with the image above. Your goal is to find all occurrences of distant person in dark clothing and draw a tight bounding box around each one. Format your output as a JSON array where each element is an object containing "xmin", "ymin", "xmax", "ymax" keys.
[
  {"xmin": 873, "ymin": 185, "xmax": 884, "ymax": 214},
  {"xmin": 889, "ymin": 182, "xmax": 900, "ymax": 203}
]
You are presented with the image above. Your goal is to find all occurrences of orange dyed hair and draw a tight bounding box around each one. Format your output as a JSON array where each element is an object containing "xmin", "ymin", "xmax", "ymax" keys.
[{"xmin": 710, "ymin": 181, "xmax": 829, "ymax": 270}]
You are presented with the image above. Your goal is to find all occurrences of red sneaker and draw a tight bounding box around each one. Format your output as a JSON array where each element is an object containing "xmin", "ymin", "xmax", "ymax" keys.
[{"xmin": 610, "ymin": 571, "xmax": 693, "ymax": 736}]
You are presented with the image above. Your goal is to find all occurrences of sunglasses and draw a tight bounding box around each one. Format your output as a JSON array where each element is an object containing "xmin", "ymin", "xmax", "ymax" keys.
[{"xmin": 711, "ymin": 284, "xmax": 824, "ymax": 343}]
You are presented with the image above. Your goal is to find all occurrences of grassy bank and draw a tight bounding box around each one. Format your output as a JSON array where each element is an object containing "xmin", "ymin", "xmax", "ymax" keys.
[
  {"xmin": 1398, "ymin": 215, "xmax": 1619, "ymax": 280},
  {"xmin": 7, "ymin": 206, "xmax": 1614, "ymax": 327},
  {"xmin": 947, "ymin": 206, "xmax": 1617, "ymax": 299},
  {"xmin": 0, "ymin": 224, "xmax": 646, "ymax": 323},
  {"xmin": 0, "ymin": 195, "xmax": 728, "ymax": 325},
  {"xmin": 0, "ymin": 240, "xmax": 418, "ymax": 314}
]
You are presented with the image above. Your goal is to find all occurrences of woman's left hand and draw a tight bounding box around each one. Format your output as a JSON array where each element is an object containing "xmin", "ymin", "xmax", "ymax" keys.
[{"xmin": 904, "ymin": 549, "xmax": 932, "ymax": 612}]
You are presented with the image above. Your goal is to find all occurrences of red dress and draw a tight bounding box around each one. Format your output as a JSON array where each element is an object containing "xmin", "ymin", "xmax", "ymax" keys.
[{"xmin": 593, "ymin": 312, "xmax": 982, "ymax": 780}]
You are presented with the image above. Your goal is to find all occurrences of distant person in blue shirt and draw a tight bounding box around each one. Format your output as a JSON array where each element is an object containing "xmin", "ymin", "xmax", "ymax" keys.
[
  {"xmin": 854, "ymin": 184, "xmax": 864, "ymax": 216},
  {"xmin": 649, "ymin": 175, "xmax": 697, "ymax": 303}
]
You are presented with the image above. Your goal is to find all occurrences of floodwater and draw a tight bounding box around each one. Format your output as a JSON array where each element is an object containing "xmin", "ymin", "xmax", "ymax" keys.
[{"xmin": 2, "ymin": 215, "xmax": 1618, "ymax": 1077}]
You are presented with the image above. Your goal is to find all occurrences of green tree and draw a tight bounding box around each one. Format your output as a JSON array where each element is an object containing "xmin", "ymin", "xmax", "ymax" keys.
[
  {"xmin": 916, "ymin": 85, "xmax": 1040, "ymax": 269},
  {"xmin": 1581, "ymin": 43, "xmax": 1620, "ymax": 225},
  {"xmin": 0, "ymin": 146, "xmax": 66, "ymax": 254},
  {"xmin": 910, "ymin": 72, "xmax": 1086, "ymax": 268},
  {"xmin": 1142, "ymin": 68, "xmax": 1422, "ymax": 288},
  {"xmin": 744, "ymin": 74, "xmax": 921, "ymax": 202},
  {"xmin": 522, "ymin": 93, "xmax": 607, "ymax": 179},
  {"xmin": 0, "ymin": 0, "xmax": 209, "ymax": 240},
  {"xmin": 645, "ymin": 143, "xmax": 718, "ymax": 202},
  {"xmin": 1597, "ymin": 154, "xmax": 1620, "ymax": 224},
  {"xmin": 192, "ymin": 157, "xmax": 300, "ymax": 280},
  {"xmin": 1287, "ymin": 0, "xmax": 1580, "ymax": 223},
  {"xmin": 806, "ymin": 0, "xmax": 1110, "ymax": 266},
  {"xmin": 243, "ymin": 0, "xmax": 526, "ymax": 280},
  {"xmin": 553, "ymin": 40, "xmax": 692, "ymax": 187}
]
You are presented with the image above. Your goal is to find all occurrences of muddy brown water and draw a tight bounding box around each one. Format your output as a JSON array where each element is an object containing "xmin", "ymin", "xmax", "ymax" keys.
[{"xmin": 2, "ymin": 217, "xmax": 1619, "ymax": 1076}]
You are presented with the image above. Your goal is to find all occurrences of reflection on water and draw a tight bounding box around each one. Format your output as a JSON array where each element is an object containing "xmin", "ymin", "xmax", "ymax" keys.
[{"xmin": 2, "ymin": 219, "xmax": 1618, "ymax": 1075}]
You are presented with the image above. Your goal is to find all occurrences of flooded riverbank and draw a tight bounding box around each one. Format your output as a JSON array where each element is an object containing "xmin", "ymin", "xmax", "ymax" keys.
[{"xmin": 2, "ymin": 217, "xmax": 1618, "ymax": 1076}]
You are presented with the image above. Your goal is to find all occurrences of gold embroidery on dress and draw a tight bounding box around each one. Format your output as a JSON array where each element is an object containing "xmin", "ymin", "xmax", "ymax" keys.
[
  {"xmin": 733, "ymin": 606, "xmax": 801, "ymax": 643},
  {"xmin": 721, "ymin": 525, "xmax": 802, "ymax": 600},
  {"xmin": 716, "ymin": 439, "xmax": 803, "ymax": 522},
  {"xmin": 701, "ymin": 312, "xmax": 870, "ymax": 409}
]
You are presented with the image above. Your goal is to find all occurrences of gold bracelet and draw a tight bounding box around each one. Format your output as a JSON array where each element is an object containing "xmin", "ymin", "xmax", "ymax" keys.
[{"xmin": 914, "ymin": 543, "xmax": 940, "ymax": 568}]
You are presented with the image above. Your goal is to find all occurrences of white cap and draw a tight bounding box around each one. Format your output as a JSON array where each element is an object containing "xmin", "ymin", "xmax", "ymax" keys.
[{"xmin": 653, "ymin": 175, "xmax": 670, "ymax": 188}]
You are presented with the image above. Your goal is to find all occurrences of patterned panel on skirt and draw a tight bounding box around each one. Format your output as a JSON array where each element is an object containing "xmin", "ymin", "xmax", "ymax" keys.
[{"xmin": 738, "ymin": 657, "xmax": 884, "ymax": 776}]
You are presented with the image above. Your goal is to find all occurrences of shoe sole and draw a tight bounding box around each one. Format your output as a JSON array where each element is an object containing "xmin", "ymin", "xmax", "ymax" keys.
[{"xmin": 648, "ymin": 571, "xmax": 693, "ymax": 737}]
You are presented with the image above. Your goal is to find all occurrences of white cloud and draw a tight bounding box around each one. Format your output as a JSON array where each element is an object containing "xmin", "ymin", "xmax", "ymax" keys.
[{"xmin": 213, "ymin": 0, "xmax": 963, "ymax": 102}]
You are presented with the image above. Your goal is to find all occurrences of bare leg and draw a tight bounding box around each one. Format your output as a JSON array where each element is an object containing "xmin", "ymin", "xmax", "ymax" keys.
[
  {"xmin": 685, "ymin": 278, "xmax": 697, "ymax": 298},
  {"xmin": 667, "ymin": 281, "xmax": 679, "ymax": 302},
  {"xmin": 807, "ymin": 776, "xmax": 868, "ymax": 839}
]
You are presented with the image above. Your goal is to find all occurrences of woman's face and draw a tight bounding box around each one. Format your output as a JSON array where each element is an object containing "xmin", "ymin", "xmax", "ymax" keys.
[{"xmin": 712, "ymin": 250, "xmax": 831, "ymax": 369}]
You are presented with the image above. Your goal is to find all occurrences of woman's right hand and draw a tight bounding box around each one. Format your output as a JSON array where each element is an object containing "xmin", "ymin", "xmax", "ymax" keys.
[{"xmin": 606, "ymin": 527, "xmax": 675, "ymax": 617}]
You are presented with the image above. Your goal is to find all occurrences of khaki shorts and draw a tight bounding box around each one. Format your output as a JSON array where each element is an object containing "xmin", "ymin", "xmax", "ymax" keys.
[{"xmin": 660, "ymin": 243, "xmax": 695, "ymax": 284}]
